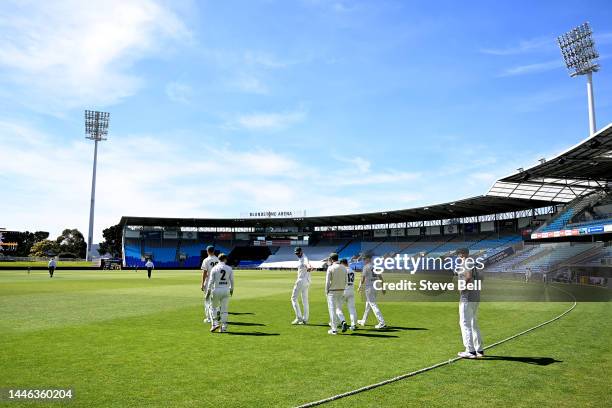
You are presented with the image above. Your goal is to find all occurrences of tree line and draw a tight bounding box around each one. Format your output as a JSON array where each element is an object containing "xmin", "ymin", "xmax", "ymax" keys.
[
  {"xmin": 1, "ymin": 223, "xmax": 125, "ymax": 259},
  {"xmin": 1, "ymin": 229, "xmax": 87, "ymax": 258}
]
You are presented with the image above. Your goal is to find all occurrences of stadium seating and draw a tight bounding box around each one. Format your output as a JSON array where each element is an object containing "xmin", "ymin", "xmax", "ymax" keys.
[
  {"xmin": 123, "ymin": 238, "xmax": 233, "ymax": 268},
  {"xmin": 519, "ymin": 243, "xmax": 597, "ymax": 273},
  {"xmin": 538, "ymin": 192, "xmax": 605, "ymax": 232},
  {"xmin": 566, "ymin": 218, "xmax": 612, "ymax": 229},
  {"xmin": 485, "ymin": 245, "xmax": 548, "ymax": 272},
  {"xmin": 579, "ymin": 246, "xmax": 612, "ymax": 266},
  {"xmin": 259, "ymin": 245, "xmax": 340, "ymax": 268}
]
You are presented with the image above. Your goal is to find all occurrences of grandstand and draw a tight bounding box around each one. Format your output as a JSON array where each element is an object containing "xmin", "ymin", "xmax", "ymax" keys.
[{"xmin": 119, "ymin": 123, "xmax": 612, "ymax": 283}]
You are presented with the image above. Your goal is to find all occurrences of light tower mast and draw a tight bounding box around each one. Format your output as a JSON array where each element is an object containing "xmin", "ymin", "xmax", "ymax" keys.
[{"xmin": 84, "ymin": 110, "xmax": 110, "ymax": 261}]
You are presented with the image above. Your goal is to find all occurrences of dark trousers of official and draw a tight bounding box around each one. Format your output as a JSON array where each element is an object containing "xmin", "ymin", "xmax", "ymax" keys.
[
  {"xmin": 147, "ymin": 268, "xmax": 152, "ymax": 279},
  {"xmin": 48, "ymin": 267, "xmax": 55, "ymax": 277}
]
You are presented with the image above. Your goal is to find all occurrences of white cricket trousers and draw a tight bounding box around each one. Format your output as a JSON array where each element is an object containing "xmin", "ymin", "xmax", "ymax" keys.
[
  {"xmin": 338, "ymin": 288, "xmax": 357, "ymax": 326},
  {"xmin": 211, "ymin": 288, "xmax": 231, "ymax": 326},
  {"xmin": 459, "ymin": 300, "xmax": 482, "ymax": 352},
  {"xmin": 204, "ymin": 293, "xmax": 214, "ymax": 322},
  {"xmin": 291, "ymin": 279, "xmax": 310, "ymax": 321},
  {"xmin": 327, "ymin": 291, "xmax": 344, "ymax": 330},
  {"xmin": 362, "ymin": 287, "xmax": 385, "ymax": 325}
]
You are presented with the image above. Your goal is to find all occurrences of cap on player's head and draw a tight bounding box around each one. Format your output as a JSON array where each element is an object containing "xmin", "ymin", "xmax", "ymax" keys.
[
  {"xmin": 340, "ymin": 258, "xmax": 349, "ymax": 266},
  {"xmin": 456, "ymin": 248, "xmax": 469, "ymax": 257},
  {"xmin": 329, "ymin": 252, "xmax": 339, "ymax": 262},
  {"xmin": 218, "ymin": 253, "xmax": 228, "ymax": 262},
  {"xmin": 206, "ymin": 245, "xmax": 215, "ymax": 254},
  {"xmin": 294, "ymin": 246, "xmax": 302, "ymax": 254}
]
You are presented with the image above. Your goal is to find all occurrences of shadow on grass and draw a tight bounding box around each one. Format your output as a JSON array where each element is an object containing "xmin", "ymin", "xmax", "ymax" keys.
[
  {"xmin": 362, "ymin": 326, "xmax": 428, "ymax": 332},
  {"xmin": 480, "ymin": 356, "xmax": 562, "ymax": 366},
  {"xmin": 224, "ymin": 331, "xmax": 280, "ymax": 336},
  {"xmin": 348, "ymin": 332, "xmax": 399, "ymax": 338},
  {"xmin": 228, "ymin": 321, "xmax": 265, "ymax": 327},
  {"xmin": 228, "ymin": 312, "xmax": 255, "ymax": 315}
]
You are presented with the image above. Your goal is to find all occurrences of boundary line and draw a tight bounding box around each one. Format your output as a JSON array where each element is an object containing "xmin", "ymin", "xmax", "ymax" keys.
[{"xmin": 296, "ymin": 287, "xmax": 577, "ymax": 408}]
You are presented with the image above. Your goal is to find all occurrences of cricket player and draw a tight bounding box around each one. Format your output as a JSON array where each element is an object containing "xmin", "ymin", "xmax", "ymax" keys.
[
  {"xmin": 525, "ymin": 267, "xmax": 532, "ymax": 283},
  {"xmin": 200, "ymin": 246, "xmax": 219, "ymax": 323},
  {"xmin": 338, "ymin": 259, "xmax": 357, "ymax": 330},
  {"xmin": 48, "ymin": 257, "xmax": 56, "ymax": 278},
  {"xmin": 145, "ymin": 258, "xmax": 154, "ymax": 279},
  {"xmin": 357, "ymin": 253, "xmax": 386, "ymax": 329},
  {"xmin": 456, "ymin": 248, "xmax": 484, "ymax": 359},
  {"xmin": 325, "ymin": 253, "xmax": 348, "ymax": 335},
  {"xmin": 205, "ymin": 253, "xmax": 234, "ymax": 333},
  {"xmin": 291, "ymin": 247, "xmax": 312, "ymax": 324}
]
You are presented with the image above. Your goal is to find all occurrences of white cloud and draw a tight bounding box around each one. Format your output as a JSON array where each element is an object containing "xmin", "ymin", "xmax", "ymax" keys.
[
  {"xmin": 232, "ymin": 109, "xmax": 307, "ymax": 131},
  {"xmin": 165, "ymin": 81, "xmax": 193, "ymax": 104},
  {"xmin": 334, "ymin": 156, "xmax": 371, "ymax": 173},
  {"xmin": 0, "ymin": 118, "xmax": 437, "ymax": 242},
  {"xmin": 480, "ymin": 37, "xmax": 554, "ymax": 56},
  {"xmin": 509, "ymin": 90, "xmax": 573, "ymax": 113},
  {"xmin": 0, "ymin": 120, "xmax": 311, "ymax": 241},
  {"xmin": 243, "ymin": 51, "xmax": 295, "ymax": 69},
  {"xmin": 230, "ymin": 75, "xmax": 269, "ymax": 94},
  {"xmin": 499, "ymin": 59, "xmax": 562, "ymax": 77},
  {"xmin": 0, "ymin": 0, "xmax": 188, "ymax": 112}
]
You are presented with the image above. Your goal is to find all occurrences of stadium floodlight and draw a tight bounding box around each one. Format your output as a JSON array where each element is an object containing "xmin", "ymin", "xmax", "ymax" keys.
[
  {"xmin": 84, "ymin": 110, "xmax": 110, "ymax": 262},
  {"xmin": 557, "ymin": 22, "xmax": 600, "ymax": 135}
]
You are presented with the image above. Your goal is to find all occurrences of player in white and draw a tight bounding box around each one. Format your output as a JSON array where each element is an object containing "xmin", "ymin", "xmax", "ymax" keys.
[
  {"xmin": 48, "ymin": 257, "xmax": 56, "ymax": 278},
  {"xmin": 325, "ymin": 252, "xmax": 348, "ymax": 335},
  {"xmin": 456, "ymin": 248, "xmax": 483, "ymax": 358},
  {"xmin": 145, "ymin": 258, "xmax": 154, "ymax": 279},
  {"xmin": 338, "ymin": 259, "xmax": 357, "ymax": 330},
  {"xmin": 200, "ymin": 245, "xmax": 219, "ymax": 323},
  {"xmin": 291, "ymin": 247, "xmax": 312, "ymax": 325},
  {"xmin": 357, "ymin": 253, "xmax": 386, "ymax": 329},
  {"xmin": 205, "ymin": 253, "xmax": 234, "ymax": 333}
]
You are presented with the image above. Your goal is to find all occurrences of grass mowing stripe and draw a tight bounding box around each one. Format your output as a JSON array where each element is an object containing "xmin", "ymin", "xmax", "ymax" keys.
[{"xmin": 296, "ymin": 285, "xmax": 577, "ymax": 408}]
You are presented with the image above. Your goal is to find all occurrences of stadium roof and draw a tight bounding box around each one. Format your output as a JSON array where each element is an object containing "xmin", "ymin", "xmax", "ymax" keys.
[
  {"xmin": 119, "ymin": 195, "xmax": 556, "ymax": 228},
  {"xmin": 499, "ymin": 122, "xmax": 612, "ymax": 183},
  {"xmin": 487, "ymin": 123, "xmax": 612, "ymax": 202}
]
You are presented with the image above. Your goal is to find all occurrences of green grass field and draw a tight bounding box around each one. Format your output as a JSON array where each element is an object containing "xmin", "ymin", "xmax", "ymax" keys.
[{"xmin": 0, "ymin": 269, "xmax": 610, "ymax": 407}]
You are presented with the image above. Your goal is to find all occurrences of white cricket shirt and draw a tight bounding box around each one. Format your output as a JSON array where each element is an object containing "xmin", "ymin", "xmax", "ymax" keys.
[
  {"xmin": 296, "ymin": 255, "xmax": 310, "ymax": 281},
  {"xmin": 207, "ymin": 262, "xmax": 234, "ymax": 292}
]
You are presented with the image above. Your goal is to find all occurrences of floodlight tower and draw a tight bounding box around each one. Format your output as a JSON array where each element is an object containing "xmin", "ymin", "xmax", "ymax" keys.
[
  {"xmin": 84, "ymin": 110, "xmax": 110, "ymax": 261},
  {"xmin": 557, "ymin": 22, "xmax": 600, "ymax": 135}
]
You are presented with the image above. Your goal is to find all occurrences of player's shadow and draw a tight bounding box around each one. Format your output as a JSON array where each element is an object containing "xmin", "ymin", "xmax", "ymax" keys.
[
  {"xmin": 228, "ymin": 312, "xmax": 255, "ymax": 315},
  {"xmin": 228, "ymin": 321, "xmax": 265, "ymax": 327},
  {"xmin": 480, "ymin": 356, "xmax": 562, "ymax": 366},
  {"xmin": 225, "ymin": 332, "xmax": 280, "ymax": 337},
  {"xmin": 362, "ymin": 326, "xmax": 428, "ymax": 332},
  {"xmin": 348, "ymin": 332, "xmax": 399, "ymax": 338}
]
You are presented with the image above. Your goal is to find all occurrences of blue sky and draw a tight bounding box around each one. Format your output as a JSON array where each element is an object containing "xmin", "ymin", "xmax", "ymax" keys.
[{"xmin": 1, "ymin": 0, "xmax": 612, "ymax": 242}]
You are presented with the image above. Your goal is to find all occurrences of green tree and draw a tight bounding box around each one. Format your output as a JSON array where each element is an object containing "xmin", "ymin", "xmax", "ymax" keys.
[
  {"xmin": 98, "ymin": 224, "xmax": 123, "ymax": 258},
  {"xmin": 56, "ymin": 229, "xmax": 87, "ymax": 258},
  {"xmin": 2, "ymin": 231, "xmax": 50, "ymax": 256},
  {"xmin": 29, "ymin": 240, "xmax": 60, "ymax": 257},
  {"xmin": 34, "ymin": 231, "xmax": 50, "ymax": 242}
]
